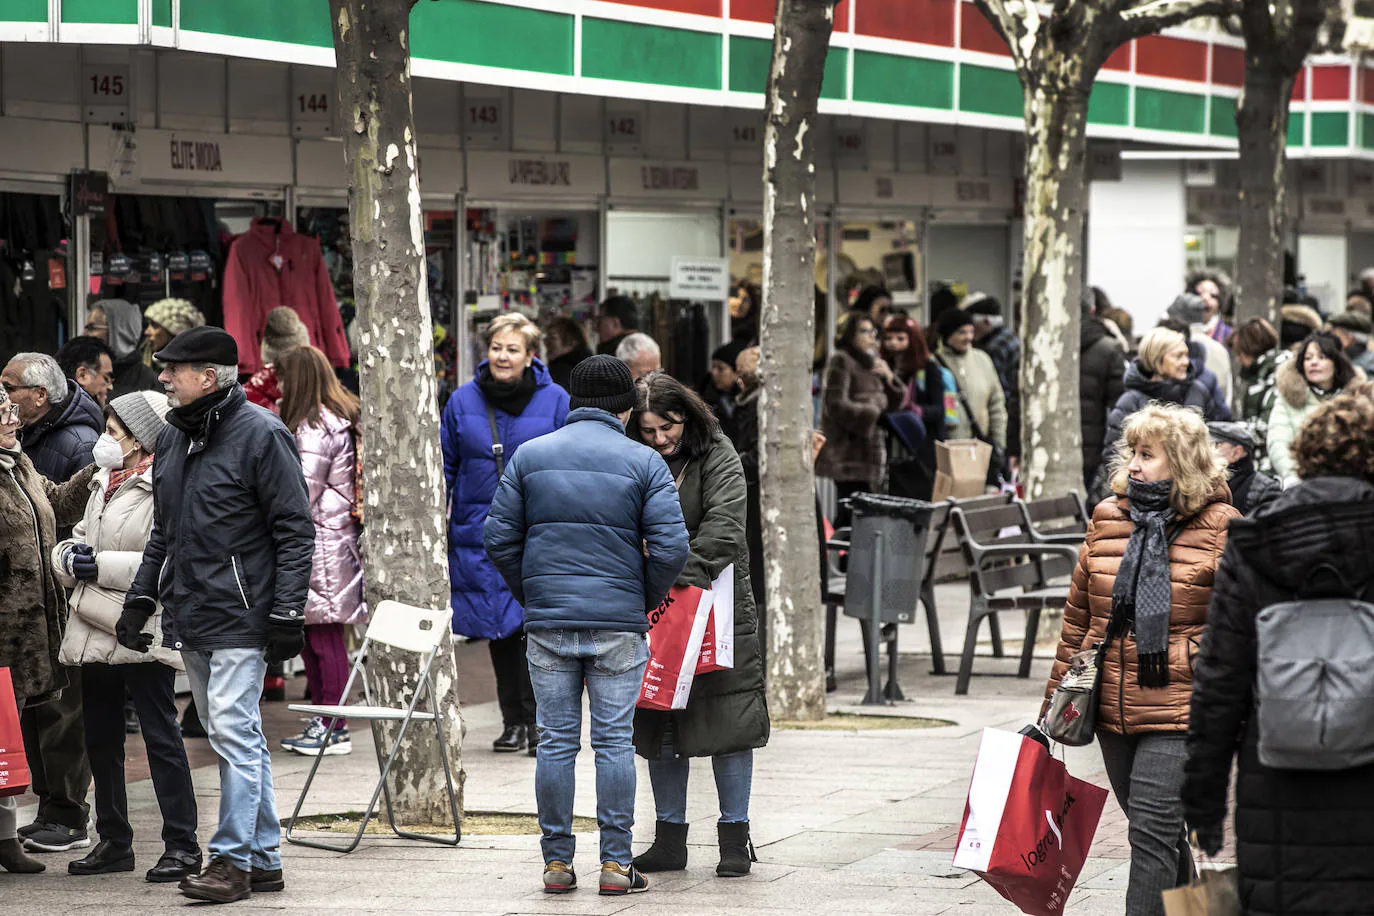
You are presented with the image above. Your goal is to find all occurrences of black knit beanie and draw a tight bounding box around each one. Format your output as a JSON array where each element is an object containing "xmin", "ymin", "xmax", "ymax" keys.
[
  {"xmin": 936, "ymin": 307, "xmax": 975, "ymax": 342},
  {"xmin": 569, "ymin": 354, "xmax": 636, "ymax": 413}
]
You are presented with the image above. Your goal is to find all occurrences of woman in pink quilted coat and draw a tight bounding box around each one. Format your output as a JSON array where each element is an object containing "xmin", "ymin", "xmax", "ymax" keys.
[{"xmin": 275, "ymin": 345, "xmax": 367, "ymax": 756}]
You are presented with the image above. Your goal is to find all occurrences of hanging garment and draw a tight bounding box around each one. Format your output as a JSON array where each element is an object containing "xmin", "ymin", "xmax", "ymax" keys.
[{"xmin": 222, "ymin": 218, "xmax": 351, "ymax": 374}]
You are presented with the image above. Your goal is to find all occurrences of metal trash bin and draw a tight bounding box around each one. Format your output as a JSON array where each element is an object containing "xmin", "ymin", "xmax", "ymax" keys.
[
  {"xmin": 842, "ymin": 494, "xmax": 936, "ymax": 704},
  {"xmin": 843, "ymin": 494, "xmax": 935, "ymax": 625}
]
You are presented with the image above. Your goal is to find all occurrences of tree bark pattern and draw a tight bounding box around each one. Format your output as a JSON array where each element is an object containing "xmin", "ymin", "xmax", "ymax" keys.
[
  {"xmin": 973, "ymin": 0, "xmax": 1225, "ymax": 499},
  {"xmin": 1233, "ymin": 0, "xmax": 1332, "ymax": 328},
  {"xmin": 329, "ymin": 0, "xmax": 465, "ymax": 825},
  {"xmin": 760, "ymin": 0, "xmax": 835, "ymax": 722}
]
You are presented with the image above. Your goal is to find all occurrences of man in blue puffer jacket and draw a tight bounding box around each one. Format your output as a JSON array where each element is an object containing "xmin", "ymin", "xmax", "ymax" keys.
[{"xmin": 485, "ymin": 355, "xmax": 689, "ymax": 898}]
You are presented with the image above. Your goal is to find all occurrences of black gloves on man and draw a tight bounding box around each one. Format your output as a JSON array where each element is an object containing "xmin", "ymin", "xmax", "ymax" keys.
[
  {"xmin": 1192, "ymin": 822, "xmax": 1224, "ymax": 858},
  {"xmin": 265, "ymin": 612, "xmax": 305, "ymax": 663},
  {"xmin": 116, "ymin": 595, "xmax": 156, "ymax": 653}
]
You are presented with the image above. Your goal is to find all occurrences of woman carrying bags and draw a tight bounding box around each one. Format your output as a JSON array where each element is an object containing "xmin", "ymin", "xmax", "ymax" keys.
[
  {"xmin": 629, "ymin": 372, "xmax": 768, "ymax": 879},
  {"xmin": 53, "ymin": 392, "xmax": 201, "ymax": 881},
  {"xmin": 275, "ymin": 346, "xmax": 369, "ymax": 757},
  {"xmin": 1042, "ymin": 403, "xmax": 1237, "ymax": 916}
]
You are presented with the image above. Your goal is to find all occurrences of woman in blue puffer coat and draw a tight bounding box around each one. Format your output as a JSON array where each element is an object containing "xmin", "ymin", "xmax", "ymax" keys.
[{"xmin": 441, "ymin": 313, "xmax": 569, "ymax": 755}]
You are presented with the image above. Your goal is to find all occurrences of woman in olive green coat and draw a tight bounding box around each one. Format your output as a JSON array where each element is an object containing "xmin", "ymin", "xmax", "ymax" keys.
[{"xmin": 629, "ymin": 372, "xmax": 769, "ymax": 879}]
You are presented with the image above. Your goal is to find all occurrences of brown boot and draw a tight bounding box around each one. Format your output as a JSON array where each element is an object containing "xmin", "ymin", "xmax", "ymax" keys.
[
  {"xmin": 0, "ymin": 838, "xmax": 44, "ymax": 874},
  {"xmin": 179, "ymin": 855, "xmax": 251, "ymax": 903}
]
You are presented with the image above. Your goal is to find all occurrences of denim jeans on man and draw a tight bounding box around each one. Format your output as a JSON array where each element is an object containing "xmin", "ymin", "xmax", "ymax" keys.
[
  {"xmin": 1098, "ymin": 731, "xmax": 1193, "ymax": 916},
  {"xmin": 527, "ymin": 629, "xmax": 648, "ymax": 867},
  {"xmin": 182, "ymin": 648, "xmax": 281, "ymax": 873},
  {"xmin": 648, "ymin": 725, "xmax": 753, "ymax": 824}
]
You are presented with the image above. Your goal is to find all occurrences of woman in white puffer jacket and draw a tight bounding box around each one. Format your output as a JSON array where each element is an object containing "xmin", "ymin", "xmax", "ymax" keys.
[{"xmin": 52, "ymin": 391, "xmax": 201, "ymax": 881}]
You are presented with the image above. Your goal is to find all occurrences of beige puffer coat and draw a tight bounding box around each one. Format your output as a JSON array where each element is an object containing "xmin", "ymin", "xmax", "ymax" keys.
[
  {"xmin": 53, "ymin": 465, "xmax": 182, "ymax": 670},
  {"xmin": 1041, "ymin": 486, "xmax": 1237, "ymax": 734}
]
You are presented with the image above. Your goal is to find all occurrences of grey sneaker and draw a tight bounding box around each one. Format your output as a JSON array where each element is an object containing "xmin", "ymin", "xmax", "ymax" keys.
[
  {"xmin": 22, "ymin": 823, "xmax": 91, "ymax": 853},
  {"xmin": 543, "ymin": 860, "xmax": 576, "ymax": 894},
  {"xmin": 599, "ymin": 861, "xmax": 648, "ymax": 896}
]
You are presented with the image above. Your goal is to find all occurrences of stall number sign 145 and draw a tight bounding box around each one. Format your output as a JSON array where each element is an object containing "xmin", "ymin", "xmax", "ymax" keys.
[{"xmin": 90, "ymin": 74, "xmax": 125, "ymax": 97}]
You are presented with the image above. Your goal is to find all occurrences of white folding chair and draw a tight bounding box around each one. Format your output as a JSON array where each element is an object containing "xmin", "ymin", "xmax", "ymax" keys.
[{"xmin": 284, "ymin": 600, "xmax": 461, "ymax": 853}]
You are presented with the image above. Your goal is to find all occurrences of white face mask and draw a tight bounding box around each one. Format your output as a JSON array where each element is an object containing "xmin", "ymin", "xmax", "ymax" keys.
[{"xmin": 92, "ymin": 433, "xmax": 133, "ymax": 469}]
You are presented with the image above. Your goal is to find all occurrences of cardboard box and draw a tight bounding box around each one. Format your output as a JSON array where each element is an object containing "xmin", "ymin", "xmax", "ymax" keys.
[{"xmin": 931, "ymin": 439, "xmax": 992, "ymax": 502}]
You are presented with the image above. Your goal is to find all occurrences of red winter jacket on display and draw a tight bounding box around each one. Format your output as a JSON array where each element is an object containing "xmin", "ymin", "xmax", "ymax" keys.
[{"xmin": 223, "ymin": 218, "xmax": 350, "ymax": 374}]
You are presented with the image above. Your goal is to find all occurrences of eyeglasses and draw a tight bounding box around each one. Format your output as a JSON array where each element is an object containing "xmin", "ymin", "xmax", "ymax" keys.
[
  {"xmin": 856, "ymin": 327, "xmax": 879, "ymax": 337},
  {"xmin": 1, "ymin": 384, "xmax": 39, "ymax": 393},
  {"xmin": 83, "ymin": 322, "xmax": 108, "ymax": 333}
]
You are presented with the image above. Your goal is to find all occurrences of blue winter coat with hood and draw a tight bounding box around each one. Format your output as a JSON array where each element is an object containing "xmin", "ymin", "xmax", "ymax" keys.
[{"xmin": 441, "ymin": 358, "xmax": 569, "ymax": 639}]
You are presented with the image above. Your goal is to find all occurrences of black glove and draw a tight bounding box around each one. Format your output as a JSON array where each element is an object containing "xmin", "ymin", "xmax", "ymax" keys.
[
  {"xmin": 264, "ymin": 620, "xmax": 305, "ymax": 663},
  {"xmin": 70, "ymin": 544, "xmax": 98, "ymax": 582},
  {"xmin": 116, "ymin": 597, "xmax": 155, "ymax": 653},
  {"xmin": 1192, "ymin": 822, "xmax": 1224, "ymax": 858}
]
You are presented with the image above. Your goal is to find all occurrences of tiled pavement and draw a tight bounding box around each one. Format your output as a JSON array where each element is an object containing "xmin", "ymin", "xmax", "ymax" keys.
[{"xmin": 0, "ymin": 584, "xmax": 1231, "ymax": 914}]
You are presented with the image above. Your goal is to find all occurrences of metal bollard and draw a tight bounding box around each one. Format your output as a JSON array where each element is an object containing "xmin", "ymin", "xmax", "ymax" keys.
[{"xmin": 862, "ymin": 530, "xmax": 891, "ymax": 706}]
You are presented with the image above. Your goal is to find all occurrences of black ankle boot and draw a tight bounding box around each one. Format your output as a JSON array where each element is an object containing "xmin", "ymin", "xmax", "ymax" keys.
[
  {"xmin": 492, "ymin": 724, "xmax": 526, "ymax": 753},
  {"xmin": 632, "ymin": 820, "xmax": 688, "ymax": 872},
  {"xmin": 716, "ymin": 821, "xmax": 756, "ymax": 877}
]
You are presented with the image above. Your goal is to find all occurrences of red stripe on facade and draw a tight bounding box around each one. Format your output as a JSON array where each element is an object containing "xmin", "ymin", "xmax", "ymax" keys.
[
  {"xmin": 1103, "ymin": 42, "xmax": 1131, "ymax": 72},
  {"xmin": 855, "ymin": 0, "xmax": 953, "ymax": 46},
  {"xmin": 1362, "ymin": 68, "xmax": 1374, "ymax": 104},
  {"xmin": 1211, "ymin": 45, "xmax": 1243, "ymax": 87},
  {"xmin": 600, "ymin": 0, "xmax": 721, "ymax": 15},
  {"xmin": 1293, "ymin": 69, "xmax": 1307, "ymax": 101},
  {"xmin": 1310, "ymin": 64, "xmax": 1351, "ymax": 101},
  {"xmin": 959, "ymin": 3, "xmax": 1009, "ymax": 56},
  {"xmin": 1136, "ymin": 35, "xmax": 1207, "ymax": 82},
  {"xmin": 730, "ymin": 0, "xmax": 849, "ymax": 30}
]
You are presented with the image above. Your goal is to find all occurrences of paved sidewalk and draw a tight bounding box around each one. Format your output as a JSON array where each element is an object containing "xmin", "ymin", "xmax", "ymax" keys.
[{"xmin": 1, "ymin": 586, "xmax": 1153, "ymax": 914}]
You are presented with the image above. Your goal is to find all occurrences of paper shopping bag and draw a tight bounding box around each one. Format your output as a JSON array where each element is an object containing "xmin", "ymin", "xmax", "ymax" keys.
[
  {"xmin": 0, "ymin": 668, "xmax": 31, "ymax": 798},
  {"xmin": 697, "ymin": 564, "xmax": 736, "ymax": 674},
  {"xmin": 638, "ymin": 585, "xmax": 713, "ymax": 711},
  {"xmin": 953, "ymin": 728, "xmax": 1109, "ymax": 916},
  {"xmin": 1162, "ymin": 868, "xmax": 1241, "ymax": 916}
]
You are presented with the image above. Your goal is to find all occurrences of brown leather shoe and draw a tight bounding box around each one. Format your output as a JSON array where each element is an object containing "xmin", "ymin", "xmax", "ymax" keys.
[
  {"xmin": 179, "ymin": 855, "xmax": 251, "ymax": 903},
  {"xmin": 251, "ymin": 865, "xmax": 285, "ymax": 892}
]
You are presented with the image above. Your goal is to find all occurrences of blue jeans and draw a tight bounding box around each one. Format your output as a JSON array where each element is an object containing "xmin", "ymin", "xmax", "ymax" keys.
[
  {"xmin": 648, "ymin": 726, "xmax": 753, "ymax": 824},
  {"xmin": 526, "ymin": 629, "xmax": 648, "ymax": 867},
  {"xmin": 182, "ymin": 648, "xmax": 281, "ymax": 873}
]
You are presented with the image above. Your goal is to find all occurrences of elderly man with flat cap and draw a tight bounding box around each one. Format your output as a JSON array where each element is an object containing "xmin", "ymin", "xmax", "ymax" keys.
[{"xmin": 119, "ymin": 326, "xmax": 314, "ymax": 903}]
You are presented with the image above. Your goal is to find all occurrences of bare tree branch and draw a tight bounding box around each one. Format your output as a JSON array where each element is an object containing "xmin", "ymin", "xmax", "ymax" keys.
[
  {"xmin": 1277, "ymin": 0, "xmax": 1340, "ymax": 69},
  {"xmin": 971, "ymin": 0, "xmax": 1039, "ymax": 70},
  {"xmin": 1117, "ymin": 0, "xmax": 1238, "ymax": 41}
]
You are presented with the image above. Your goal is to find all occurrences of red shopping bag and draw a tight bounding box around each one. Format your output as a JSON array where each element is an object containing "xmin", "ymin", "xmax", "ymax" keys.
[
  {"xmin": 696, "ymin": 564, "xmax": 736, "ymax": 674},
  {"xmin": 637, "ymin": 585, "xmax": 714, "ymax": 711},
  {"xmin": 0, "ymin": 668, "xmax": 31, "ymax": 798},
  {"xmin": 953, "ymin": 728, "xmax": 1109, "ymax": 916}
]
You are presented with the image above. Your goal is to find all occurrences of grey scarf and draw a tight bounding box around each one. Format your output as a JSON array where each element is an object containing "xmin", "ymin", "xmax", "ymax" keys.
[
  {"xmin": 1109, "ymin": 478, "xmax": 1176, "ymax": 688},
  {"xmin": 0, "ymin": 442, "xmax": 17, "ymax": 471}
]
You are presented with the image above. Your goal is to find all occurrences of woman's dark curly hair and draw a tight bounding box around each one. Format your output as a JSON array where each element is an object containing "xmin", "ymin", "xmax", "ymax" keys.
[
  {"xmin": 1293, "ymin": 382, "xmax": 1374, "ymax": 482},
  {"xmin": 629, "ymin": 371, "xmax": 720, "ymax": 458}
]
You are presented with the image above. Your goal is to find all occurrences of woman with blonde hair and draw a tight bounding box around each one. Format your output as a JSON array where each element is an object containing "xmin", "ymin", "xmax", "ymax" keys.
[
  {"xmin": 1101, "ymin": 326, "xmax": 1231, "ymax": 467},
  {"xmin": 1043, "ymin": 402, "xmax": 1238, "ymax": 916},
  {"xmin": 441, "ymin": 312, "xmax": 569, "ymax": 755}
]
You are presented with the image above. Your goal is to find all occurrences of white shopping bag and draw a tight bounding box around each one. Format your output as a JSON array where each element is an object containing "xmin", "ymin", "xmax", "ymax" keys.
[{"xmin": 697, "ymin": 564, "xmax": 736, "ymax": 673}]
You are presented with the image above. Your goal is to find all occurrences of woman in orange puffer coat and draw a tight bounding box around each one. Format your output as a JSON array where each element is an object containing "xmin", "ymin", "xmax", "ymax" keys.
[{"xmin": 1041, "ymin": 402, "xmax": 1237, "ymax": 916}]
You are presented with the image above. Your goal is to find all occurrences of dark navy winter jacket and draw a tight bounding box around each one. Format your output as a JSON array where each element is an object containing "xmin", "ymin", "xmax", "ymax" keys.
[
  {"xmin": 441, "ymin": 359, "xmax": 569, "ymax": 640},
  {"xmin": 483, "ymin": 408, "xmax": 690, "ymax": 633},
  {"xmin": 20, "ymin": 383, "xmax": 101, "ymax": 483},
  {"xmin": 127, "ymin": 385, "xmax": 314, "ymax": 651}
]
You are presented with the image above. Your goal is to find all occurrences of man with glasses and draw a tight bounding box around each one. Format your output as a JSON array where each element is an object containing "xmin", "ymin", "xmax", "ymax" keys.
[
  {"xmin": 0, "ymin": 353, "xmax": 102, "ymax": 855},
  {"xmin": 56, "ymin": 337, "xmax": 116, "ymax": 408}
]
